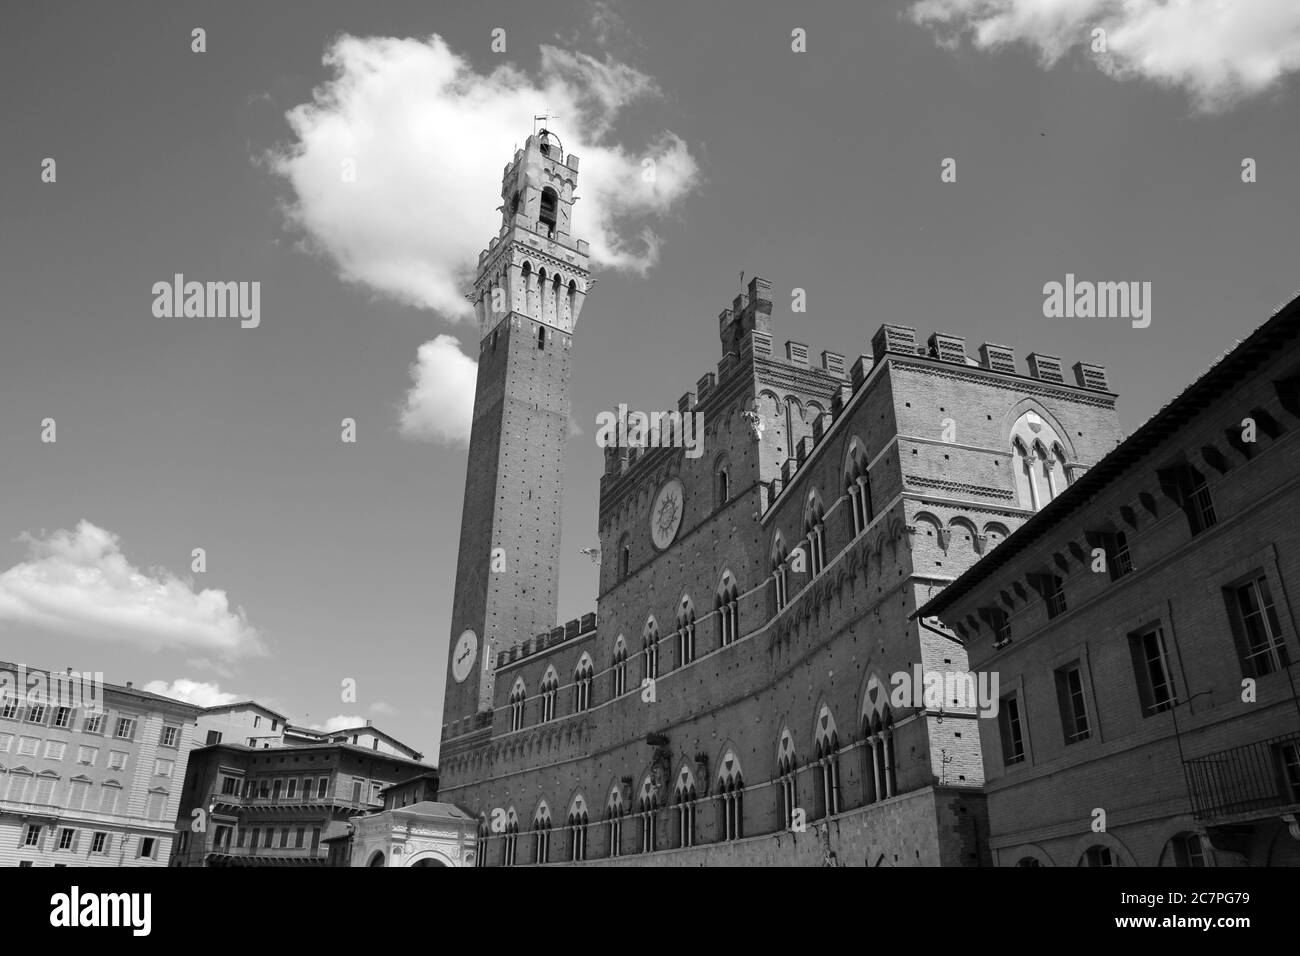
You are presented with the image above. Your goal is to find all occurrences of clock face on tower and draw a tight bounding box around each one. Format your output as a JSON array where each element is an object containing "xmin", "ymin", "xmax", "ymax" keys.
[
  {"xmin": 649, "ymin": 478, "xmax": 685, "ymax": 551},
  {"xmin": 452, "ymin": 629, "xmax": 478, "ymax": 683}
]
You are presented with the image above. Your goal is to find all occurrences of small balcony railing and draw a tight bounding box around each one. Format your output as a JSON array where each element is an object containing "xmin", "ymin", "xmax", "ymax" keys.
[{"xmin": 1184, "ymin": 731, "xmax": 1300, "ymax": 820}]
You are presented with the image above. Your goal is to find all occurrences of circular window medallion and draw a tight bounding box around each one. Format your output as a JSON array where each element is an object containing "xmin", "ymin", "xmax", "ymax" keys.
[{"xmin": 650, "ymin": 478, "xmax": 685, "ymax": 550}]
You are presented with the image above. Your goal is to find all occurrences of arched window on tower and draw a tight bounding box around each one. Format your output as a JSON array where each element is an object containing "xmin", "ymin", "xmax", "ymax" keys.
[
  {"xmin": 539, "ymin": 187, "xmax": 558, "ymax": 234},
  {"xmin": 1010, "ymin": 410, "xmax": 1069, "ymax": 512},
  {"xmin": 618, "ymin": 534, "xmax": 631, "ymax": 581},
  {"xmin": 509, "ymin": 190, "xmax": 520, "ymax": 219},
  {"xmin": 537, "ymin": 325, "xmax": 546, "ymax": 350}
]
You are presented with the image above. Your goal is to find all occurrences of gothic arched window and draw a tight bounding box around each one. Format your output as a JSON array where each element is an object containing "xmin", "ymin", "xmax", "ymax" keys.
[
  {"xmin": 673, "ymin": 766, "xmax": 697, "ymax": 849},
  {"xmin": 771, "ymin": 531, "xmax": 790, "ymax": 612},
  {"xmin": 717, "ymin": 751, "xmax": 744, "ymax": 841},
  {"xmin": 676, "ymin": 595, "xmax": 696, "ymax": 667},
  {"xmin": 716, "ymin": 571, "xmax": 740, "ymax": 647},
  {"xmin": 1010, "ymin": 410, "xmax": 1068, "ymax": 512},
  {"xmin": 804, "ymin": 490, "xmax": 826, "ymax": 578},
  {"xmin": 776, "ymin": 728, "xmax": 798, "ymax": 829},
  {"xmin": 539, "ymin": 667, "xmax": 558, "ymax": 723},
  {"xmin": 567, "ymin": 795, "xmax": 589, "ymax": 862},
  {"xmin": 532, "ymin": 802, "xmax": 552, "ymax": 864},
  {"xmin": 643, "ymin": 618, "xmax": 660, "ymax": 681},
  {"xmin": 573, "ymin": 654, "xmax": 594, "ymax": 712},
  {"xmin": 509, "ymin": 678, "xmax": 527, "ymax": 732},
  {"xmin": 612, "ymin": 636, "xmax": 628, "ymax": 697},
  {"xmin": 845, "ymin": 438, "xmax": 872, "ymax": 537},
  {"xmin": 813, "ymin": 705, "xmax": 842, "ymax": 818},
  {"xmin": 606, "ymin": 784, "xmax": 625, "ymax": 858}
]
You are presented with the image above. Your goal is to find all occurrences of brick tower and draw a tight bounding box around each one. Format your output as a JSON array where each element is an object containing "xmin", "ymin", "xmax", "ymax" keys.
[{"xmin": 441, "ymin": 130, "xmax": 591, "ymax": 756}]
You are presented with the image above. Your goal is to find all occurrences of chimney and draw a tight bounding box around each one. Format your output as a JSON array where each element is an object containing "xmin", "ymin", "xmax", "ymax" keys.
[
  {"xmin": 1027, "ymin": 353, "xmax": 1065, "ymax": 383},
  {"xmin": 871, "ymin": 324, "xmax": 918, "ymax": 362},
  {"xmin": 785, "ymin": 341, "xmax": 809, "ymax": 367},
  {"xmin": 820, "ymin": 351, "xmax": 846, "ymax": 377},
  {"xmin": 979, "ymin": 343, "xmax": 1017, "ymax": 375}
]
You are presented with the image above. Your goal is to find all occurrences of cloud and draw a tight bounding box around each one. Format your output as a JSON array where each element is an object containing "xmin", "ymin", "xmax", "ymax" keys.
[
  {"xmin": 369, "ymin": 701, "xmax": 396, "ymax": 716},
  {"xmin": 311, "ymin": 714, "xmax": 366, "ymax": 733},
  {"xmin": 268, "ymin": 34, "xmax": 699, "ymax": 318},
  {"xmin": 907, "ymin": 0, "xmax": 1300, "ymax": 111},
  {"xmin": 0, "ymin": 520, "xmax": 264, "ymax": 657},
  {"xmin": 398, "ymin": 335, "xmax": 478, "ymax": 445},
  {"xmin": 143, "ymin": 678, "xmax": 240, "ymax": 708}
]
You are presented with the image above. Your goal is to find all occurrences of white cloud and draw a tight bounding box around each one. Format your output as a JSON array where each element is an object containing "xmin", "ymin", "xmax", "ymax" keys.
[
  {"xmin": 311, "ymin": 714, "xmax": 366, "ymax": 733},
  {"xmin": 143, "ymin": 678, "xmax": 240, "ymax": 708},
  {"xmin": 908, "ymin": 0, "xmax": 1300, "ymax": 111},
  {"xmin": 0, "ymin": 520, "xmax": 264, "ymax": 657},
  {"xmin": 268, "ymin": 34, "xmax": 699, "ymax": 317},
  {"xmin": 369, "ymin": 701, "xmax": 396, "ymax": 717},
  {"xmin": 398, "ymin": 335, "xmax": 478, "ymax": 445}
]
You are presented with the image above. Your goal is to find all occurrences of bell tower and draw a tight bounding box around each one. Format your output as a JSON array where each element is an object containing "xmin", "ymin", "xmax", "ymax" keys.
[{"xmin": 441, "ymin": 130, "xmax": 591, "ymax": 750}]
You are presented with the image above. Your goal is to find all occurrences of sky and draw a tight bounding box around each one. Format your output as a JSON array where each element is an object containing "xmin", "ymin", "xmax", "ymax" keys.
[{"xmin": 1, "ymin": 0, "xmax": 1298, "ymax": 763}]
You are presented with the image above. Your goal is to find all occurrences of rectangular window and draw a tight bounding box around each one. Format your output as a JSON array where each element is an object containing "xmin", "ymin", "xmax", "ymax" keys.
[
  {"xmin": 17, "ymin": 736, "xmax": 38, "ymax": 757},
  {"xmin": 138, "ymin": 837, "xmax": 156, "ymax": 860},
  {"xmin": 83, "ymin": 713, "xmax": 104, "ymax": 734},
  {"xmin": 311, "ymin": 827, "xmax": 321, "ymax": 851},
  {"xmin": 295, "ymin": 826, "xmax": 305, "ymax": 848},
  {"xmin": 147, "ymin": 791, "xmax": 168, "ymax": 820},
  {"xmin": 1055, "ymin": 663, "xmax": 1091, "ymax": 744},
  {"xmin": 66, "ymin": 780, "xmax": 89, "ymax": 811},
  {"xmin": 26, "ymin": 703, "xmax": 47, "ymax": 725},
  {"xmin": 236, "ymin": 827, "xmax": 246, "ymax": 848},
  {"xmin": 286, "ymin": 778, "xmax": 297, "ymax": 799},
  {"xmin": 317, "ymin": 776, "xmax": 329, "ymax": 799},
  {"xmin": 154, "ymin": 759, "xmax": 174, "ymax": 778},
  {"xmin": 45, "ymin": 740, "xmax": 66, "ymax": 761},
  {"xmin": 11, "ymin": 774, "xmax": 34, "ymax": 805},
  {"xmin": 253, "ymin": 716, "xmax": 261, "ymax": 728},
  {"xmin": 258, "ymin": 779, "xmax": 270, "ymax": 798},
  {"xmin": 982, "ymin": 607, "xmax": 1012, "ymax": 646},
  {"xmin": 205, "ymin": 729, "xmax": 223, "ymax": 745},
  {"xmin": 23, "ymin": 824, "xmax": 42, "ymax": 847},
  {"xmin": 220, "ymin": 775, "xmax": 240, "ymax": 795},
  {"xmin": 114, "ymin": 716, "xmax": 136, "ymax": 740},
  {"xmin": 998, "ymin": 695, "xmax": 1025, "ymax": 766},
  {"xmin": 77, "ymin": 745, "xmax": 97, "ymax": 765},
  {"xmin": 160, "ymin": 725, "xmax": 180, "ymax": 748},
  {"xmin": 90, "ymin": 832, "xmax": 108, "ymax": 855},
  {"xmin": 107, "ymin": 751, "xmax": 128, "ymax": 770},
  {"xmin": 0, "ymin": 697, "xmax": 18, "ymax": 720},
  {"xmin": 1130, "ymin": 625, "xmax": 1177, "ymax": 716},
  {"xmin": 280, "ymin": 826, "xmax": 290, "ymax": 848},
  {"xmin": 1100, "ymin": 531, "xmax": 1134, "ymax": 580},
  {"xmin": 1278, "ymin": 741, "xmax": 1300, "ymax": 804},
  {"xmin": 250, "ymin": 828, "xmax": 260, "ymax": 850},
  {"xmin": 99, "ymin": 786, "xmax": 119, "ymax": 814},
  {"xmin": 1044, "ymin": 576, "xmax": 1067, "ymax": 619},
  {"xmin": 58, "ymin": 828, "xmax": 75, "ymax": 850},
  {"xmin": 351, "ymin": 778, "xmax": 363, "ymax": 804},
  {"xmin": 370, "ymin": 781, "xmax": 383, "ymax": 805},
  {"xmin": 1161, "ymin": 464, "xmax": 1217, "ymax": 536},
  {"xmin": 1226, "ymin": 574, "xmax": 1289, "ymax": 677},
  {"xmin": 272, "ymin": 779, "xmax": 283, "ymax": 800},
  {"xmin": 53, "ymin": 707, "xmax": 73, "ymax": 729},
  {"xmin": 0, "ymin": 733, "xmax": 11, "ymax": 752}
]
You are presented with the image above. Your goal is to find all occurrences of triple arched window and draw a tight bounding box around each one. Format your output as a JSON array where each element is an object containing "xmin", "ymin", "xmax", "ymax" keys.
[
  {"xmin": 716, "ymin": 572, "xmax": 740, "ymax": 646},
  {"xmin": 612, "ymin": 637, "xmax": 628, "ymax": 697},
  {"xmin": 717, "ymin": 752, "xmax": 744, "ymax": 841},
  {"xmin": 845, "ymin": 439, "xmax": 872, "ymax": 537},
  {"xmin": 771, "ymin": 533, "xmax": 790, "ymax": 612},
  {"xmin": 1010, "ymin": 411, "xmax": 1070, "ymax": 511},
  {"xmin": 673, "ymin": 767, "xmax": 697, "ymax": 849},
  {"xmin": 676, "ymin": 596, "xmax": 696, "ymax": 666},
  {"xmin": 509, "ymin": 679, "xmax": 527, "ymax": 733},
  {"xmin": 643, "ymin": 618, "xmax": 660, "ymax": 681},
  {"xmin": 573, "ymin": 654, "xmax": 594, "ymax": 713},
  {"xmin": 804, "ymin": 491, "xmax": 826, "ymax": 578},
  {"xmin": 539, "ymin": 668, "xmax": 558, "ymax": 723}
]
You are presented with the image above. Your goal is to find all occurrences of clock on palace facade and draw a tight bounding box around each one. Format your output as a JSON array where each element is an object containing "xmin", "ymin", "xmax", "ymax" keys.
[
  {"xmin": 649, "ymin": 478, "xmax": 685, "ymax": 550},
  {"xmin": 452, "ymin": 629, "xmax": 478, "ymax": 683}
]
